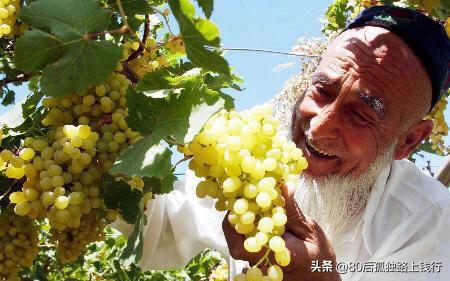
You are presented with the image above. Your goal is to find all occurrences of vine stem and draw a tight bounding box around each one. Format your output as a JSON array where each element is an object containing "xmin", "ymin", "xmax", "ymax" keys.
[
  {"xmin": 126, "ymin": 15, "xmax": 150, "ymax": 63},
  {"xmin": 172, "ymin": 155, "xmax": 192, "ymax": 171},
  {"xmin": 254, "ymin": 247, "xmax": 271, "ymax": 268},
  {"xmin": 0, "ymin": 73, "xmax": 31, "ymax": 88},
  {"xmin": 214, "ymin": 47, "xmax": 321, "ymax": 58},
  {"xmin": 115, "ymin": 0, "xmax": 131, "ymax": 33},
  {"xmin": 152, "ymin": 7, "xmax": 174, "ymax": 35},
  {"xmin": 84, "ymin": 25, "xmax": 129, "ymax": 40}
]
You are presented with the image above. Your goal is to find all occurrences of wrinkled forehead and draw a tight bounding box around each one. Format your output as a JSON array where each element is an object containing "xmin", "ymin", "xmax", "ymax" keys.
[{"xmin": 322, "ymin": 26, "xmax": 416, "ymax": 70}]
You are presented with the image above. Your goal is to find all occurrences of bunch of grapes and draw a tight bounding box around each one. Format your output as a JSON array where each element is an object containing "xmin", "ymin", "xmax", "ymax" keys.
[
  {"xmin": 2, "ymin": 69, "xmax": 143, "ymax": 262},
  {"xmin": 123, "ymin": 38, "xmax": 171, "ymax": 79},
  {"xmin": 426, "ymin": 96, "xmax": 449, "ymax": 155},
  {"xmin": 181, "ymin": 104, "xmax": 308, "ymax": 281},
  {"xmin": 6, "ymin": 125, "xmax": 102, "ymax": 231},
  {"xmin": 0, "ymin": 207, "xmax": 39, "ymax": 281},
  {"xmin": 0, "ymin": 0, "xmax": 19, "ymax": 38},
  {"xmin": 209, "ymin": 259, "xmax": 229, "ymax": 281},
  {"xmin": 51, "ymin": 212, "xmax": 104, "ymax": 263}
]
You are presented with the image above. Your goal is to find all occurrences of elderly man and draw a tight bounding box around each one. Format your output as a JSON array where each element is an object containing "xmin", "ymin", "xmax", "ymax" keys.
[{"xmin": 115, "ymin": 5, "xmax": 450, "ymax": 281}]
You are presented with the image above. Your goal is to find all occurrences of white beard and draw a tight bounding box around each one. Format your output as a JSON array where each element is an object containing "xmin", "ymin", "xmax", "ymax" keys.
[{"xmin": 293, "ymin": 142, "xmax": 397, "ymax": 244}]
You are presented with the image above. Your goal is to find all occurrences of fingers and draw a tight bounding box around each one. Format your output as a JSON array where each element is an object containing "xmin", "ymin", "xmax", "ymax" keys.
[{"xmin": 281, "ymin": 183, "xmax": 314, "ymax": 240}]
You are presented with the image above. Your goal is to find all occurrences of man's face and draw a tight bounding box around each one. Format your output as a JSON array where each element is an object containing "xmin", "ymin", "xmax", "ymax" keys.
[{"xmin": 291, "ymin": 26, "xmax": 431, "ymax": 178}]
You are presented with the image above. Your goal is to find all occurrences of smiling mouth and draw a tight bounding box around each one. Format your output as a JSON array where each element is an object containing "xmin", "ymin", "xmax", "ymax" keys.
[{"xmin": 305, "ymin": 137, "xmax": 337, "ymax": 158}]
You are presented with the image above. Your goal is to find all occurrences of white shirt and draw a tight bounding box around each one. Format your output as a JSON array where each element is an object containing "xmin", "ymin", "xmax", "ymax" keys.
[{"xmin": 113, "ymin": 159, "xmax": 450, "ymax": 280}]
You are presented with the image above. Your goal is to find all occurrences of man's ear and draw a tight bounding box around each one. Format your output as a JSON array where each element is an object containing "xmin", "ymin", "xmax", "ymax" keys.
[{"xmin": 394, "ymin": 119, "xmax": 434, "ymax": 160}]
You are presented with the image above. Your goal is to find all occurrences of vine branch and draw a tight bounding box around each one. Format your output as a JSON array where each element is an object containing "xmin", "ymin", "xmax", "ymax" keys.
[
  {"xmin": 0, "ymin": 73, "xmax": 31, "ymax": 88},
  {"xmin": 216, "ymin": 47, "xmax": 321, "ymax": 58},
  {"xmin": 126, "ymin": 15, "xmax": 151, "ymax": 63},
  {"xmin": 115, "ymin": 0, "xmax": 131, "ymax": 33}
]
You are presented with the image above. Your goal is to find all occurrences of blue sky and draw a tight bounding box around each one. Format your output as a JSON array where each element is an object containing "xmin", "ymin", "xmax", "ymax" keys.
[{"xmin": 210, "ymin": 0, "xmax": 330, "ymax": 110}]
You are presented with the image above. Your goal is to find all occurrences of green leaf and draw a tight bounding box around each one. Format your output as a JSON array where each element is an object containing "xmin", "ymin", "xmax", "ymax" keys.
[
  {"xmin": 13, "ymin": 30, "xmax": 63, "ymax": 72},
  {"xmin": 106, "ymin": 0, "xmax": 153, "ymax": 31},
  {"xmin": 120, "ymin": 212, "xmax": 145, "ymax": 267},
  {"xmin": 16, "ymin": 0, "xmax": 122, "ymax": 97},
  {"xmin": 136, "ymin": 68, "xmax": 181, "ymax": 91},
  {"xmin": 102, "ymin": 176, "xmax": 142, "ymax": 224},
  {"xmin": 19, "ymin": 0, "xmax": 110, "ymax": 35},
  {"xmin": 143, "ymin": 174, "xmax": 177, "ymax": 195},
  {"xmin": 1, "ymin": 90, "xmax": 14, "ymax": 106},
  {"xmin": 196, "ymin": 0, "xmax": 213, "ymax": 18},
  {"xmin": 126, "ymin": 81, "xmax": 225, "ymax": 143},
  {"xmin": 40, "ymin": 40, "xmax": 122, "ymax": 97},
  {"xmin": 110, "ymin": 134, "xmax": 173, "ymax": 179},
  {"xmin": 21, "ymin": 91, "xmax": 43, "ymax": 118},
  {"xmin": 168, "ymin": 0, "xmax": 230, "ymax": 75}
]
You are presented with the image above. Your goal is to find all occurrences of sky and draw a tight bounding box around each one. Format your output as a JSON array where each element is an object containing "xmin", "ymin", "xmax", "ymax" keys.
[
  {"xmin": 0, "ymin": 0, "xmax": 447, "ymax": 175},
  {"xmin": 210, "ymin": 0, "xmax": 330, "ymax": 110}
]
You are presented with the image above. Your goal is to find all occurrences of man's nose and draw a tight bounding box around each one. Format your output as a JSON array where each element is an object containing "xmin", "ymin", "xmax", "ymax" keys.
[{"xmin": 308, "ymin": 104, "xmax": 341, "ymax": 140}]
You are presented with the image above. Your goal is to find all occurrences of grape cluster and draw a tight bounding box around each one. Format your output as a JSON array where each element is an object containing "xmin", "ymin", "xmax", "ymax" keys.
[
  {"xmin": 182, "ymin": 104, "xmax": 308, "ymax": 280},
  {"xmin": 51, "ymin": 212, "xmax": 104, "ymax": 263},
  {"xmin": 0, "ymin": 208, "xmax": 39, "ymax": 281},
  {"xmin": 123, "ymin": 38, "xmax": 170, "ymax": 79},
  {"xmin": 7, "ymin": 125, "xmax": 103, "ymax": 230},
  {"xmin": 209, "ymin": 259, "xmax": 229, "ymax": 281},
  {"xmin": 426, "ymin": 96, "xmax": 449, "ymax": 155},
  {"xmin": 234, "ymin": 265, "xmax": 284, "ymax": 281},
  {"xmin": 3, "ymin": 71, "xmax": 142, "ymax": 262},
  {"xmin": 0, "ymin": 0, "xmax": 19, "ymax": 38}
]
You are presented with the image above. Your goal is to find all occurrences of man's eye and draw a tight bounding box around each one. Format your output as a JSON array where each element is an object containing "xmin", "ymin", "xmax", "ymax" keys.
[
  {"xmin": 313, "ymin": 86, "xmax": 331, "ymax": 99},
  {"xmin": 352, "ymin": 110, "xmax": 370, "ymax": 124}
]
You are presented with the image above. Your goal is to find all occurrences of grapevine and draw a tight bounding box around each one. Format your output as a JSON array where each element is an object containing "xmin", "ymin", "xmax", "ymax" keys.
[{"xmin": 0, "ymin": 0, "xmax": 446, "ymax": 280}]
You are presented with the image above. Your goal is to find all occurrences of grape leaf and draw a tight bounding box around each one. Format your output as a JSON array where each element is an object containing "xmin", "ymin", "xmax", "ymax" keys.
[
  {"xmin": 13, "ymin": 30, "xmax": 63, "ymax": 72},
  {"xmin": 19, "ymin": 0, "xmax": 110, "ymax": 34},
  {"xmin": 16, "ymin": 0, "xmax": 122, "ymax": 97},
  {"xmin": 136, "ymin": 68, "xmax": 183, "ymax": 91},
  {"xmin": 126, "ymin": 81, "xmax": 225, "ymax": 143},
  {"xmin": 110, "ymin": 134, "xmax": 173, "ymax": 179},
  {"xmin": 102, "ymin": 176, "xmax": 142, "ymax": 224},
  {"xmin": 1, "ymin": 90, "xmax": 14, "ymax": 106},
  {"xmin": 195, "ymin": 0, "xmax": 214, "ymax": 18},
  {"xmin": 21, "ymin": 91, "xmax": 43, "ymax": 118},
  {"xmin": 120, "ymin": 212, "xmax": 145, "ymax": 266},
  {"xmin": 40, "ymin": 40, "xmax": 122, "ymax": 97},
  {"xmin": 168, "ymin": 0, "xmax": 230, "ymax": 75},
  {"xmin": 106, "ymin": 0, "xmax": 153, "ymax": 31},
  {"xmin": 143, "ymin": 174, "xmax": 177, "ymax": 195}
]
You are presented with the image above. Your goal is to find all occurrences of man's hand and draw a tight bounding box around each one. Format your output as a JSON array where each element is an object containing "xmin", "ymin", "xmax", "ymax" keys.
[{"xmin": 222, "ymin": 184, "xmax": 341, "ymax": 281}]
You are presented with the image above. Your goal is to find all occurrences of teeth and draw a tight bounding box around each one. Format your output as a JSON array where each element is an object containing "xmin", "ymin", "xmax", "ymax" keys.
[{"xmin": 306, "ymin": 138, "xmax": 334, "ymax": 157}]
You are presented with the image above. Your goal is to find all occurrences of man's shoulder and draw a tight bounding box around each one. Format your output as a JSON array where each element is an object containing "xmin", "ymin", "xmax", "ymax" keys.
[
  {"xmin": 364, "ymin": 160, "xmax": 450, "ymax": 257},
  {"xmin": 386, "ymin": 159, "xmax": 450, "ymax": 215}
]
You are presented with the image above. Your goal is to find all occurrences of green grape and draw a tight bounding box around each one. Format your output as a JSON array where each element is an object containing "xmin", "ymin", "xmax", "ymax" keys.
[
  {"xmin": 233, "ymin": 198, "xmax": 249, "ymax": 215},
  {"xmin": 240, "ymin": 211, "xmax": 255, "ymax": 224},
  {"xmin": 0, "ymin": 149, "xmax": 13, "ymax": 161},
  {"xmin": 267, "ymin": 265, "xmax": 283, "ymax": 281},
  {"xmin": 246, "ymin": 267, "xmax": 263, "ymax": 281},
  {"xmin": 269, "ymin": 236, "xmax": 285, "ymax": 252},
  {"xmin": 54, "ymin": 196, "xmax": 69, "ymax": 209},
  {"xmin": 244, "ymin": 237, "xmax": 261, "ymax": 253},
  {"xmin": 19, "ymin": 148, "xmax": 35, "ymax": 161},
  {"xmin": 258, "ymin": 217, "xmax": 274, "ymax": 233},
  {"xmin": 275, "ymin": 247, "xmax": 291, "ymax": 267}
]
